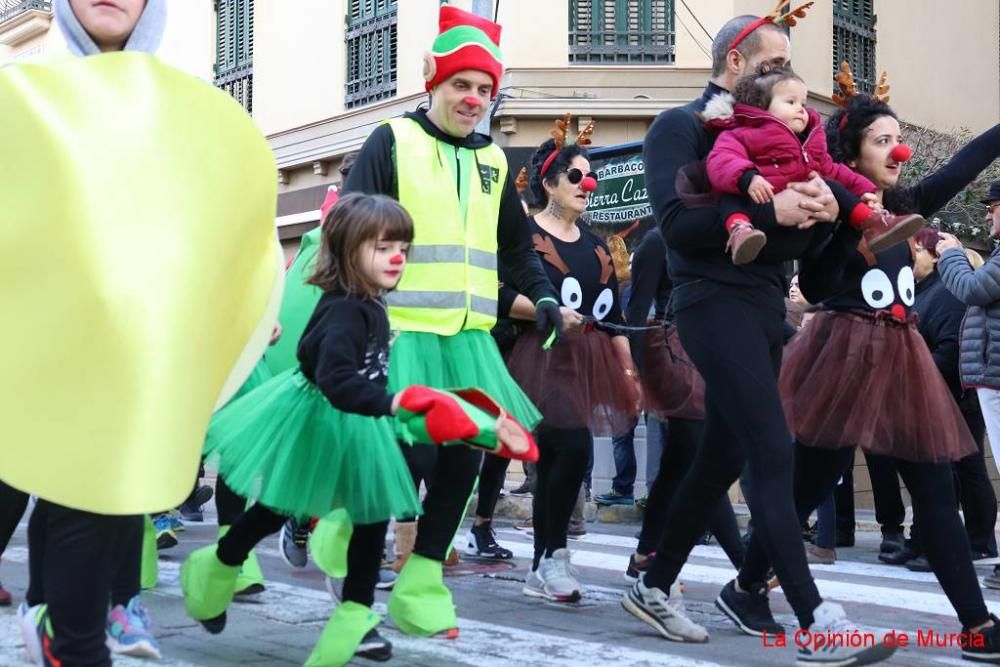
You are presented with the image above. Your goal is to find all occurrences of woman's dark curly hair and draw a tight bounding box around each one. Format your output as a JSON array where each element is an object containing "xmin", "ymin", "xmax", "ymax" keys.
[
  {"xmin": 826, "ymin": 95, "xmax": 917, "ymax": 213},
  {"xmin": 528, "ymin": 138, "xmax": 589, "ymax": 207},
  {"xmin": 732, "ymin": 63, "xmax": 804, "ymax": 111}
]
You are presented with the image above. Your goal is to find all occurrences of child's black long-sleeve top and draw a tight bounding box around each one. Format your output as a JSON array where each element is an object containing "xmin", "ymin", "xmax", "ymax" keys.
[{"xmin": 297, "ymin": 291, "xmax": 395, "ymax": 417}]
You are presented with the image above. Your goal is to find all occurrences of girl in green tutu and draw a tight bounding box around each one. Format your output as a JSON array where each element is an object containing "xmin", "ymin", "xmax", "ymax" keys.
[{"xmin": 182, "ymin": 193, "xmax": 495, "ymax": 663}]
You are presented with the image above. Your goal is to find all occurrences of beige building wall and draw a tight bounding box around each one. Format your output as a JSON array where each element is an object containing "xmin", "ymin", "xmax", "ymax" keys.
[
  {"xmin": 253, "ymin": 0, "xmax": 346, "ymax": 137},
  {"xmin": 877, "ymin": 0, "xmax": 999, "ymax": 133},
  {"xmin": 496, "ymin": 1, "xmax": 567, "ymax": 68}
]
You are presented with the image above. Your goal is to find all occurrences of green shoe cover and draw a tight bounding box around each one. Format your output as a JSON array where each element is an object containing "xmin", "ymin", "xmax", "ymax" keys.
[
  {"xmin": 309, "ymin": 509, "xmax": 353, "ymax": 578},
  {"xmin": 180, "ymin": 545, "xmax": 240, "ymax": 621},
  {"xmin": 140, "ymin": 515, "xmax": 158, "ymax": 590},
  {"xmin": 387, "ymin": 553, "xmax": 456, "ymax": 636},
  {"xmin": 217, "ymin": 525, "xmax": 265, "ymax": 592},
  {"xmin": 303, "ymin": 601, "xmax": 380, "ymax": 667}
]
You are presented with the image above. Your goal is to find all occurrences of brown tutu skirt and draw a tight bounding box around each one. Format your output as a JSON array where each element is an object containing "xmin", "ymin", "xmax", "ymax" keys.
[
  {"xmin": 639, "ymin": 326, "xmax": 706, "ymax": 420},
  {"xmin": 506, "ymin": 328, "xmax": 639, "ymax": 435},
  {"xmin": 780, "ymin": 310, "xmax": 977, "ymax": 463}
]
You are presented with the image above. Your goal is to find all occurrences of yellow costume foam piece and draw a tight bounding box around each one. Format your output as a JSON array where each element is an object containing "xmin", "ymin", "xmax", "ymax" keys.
[{"xmin": 0, "ymin": 53, "xmax": 281, "ymax": 514}]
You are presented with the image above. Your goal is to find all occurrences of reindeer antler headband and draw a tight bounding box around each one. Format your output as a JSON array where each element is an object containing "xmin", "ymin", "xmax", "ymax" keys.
[
  {"xmin": 514, "ymin": 166, "xmax": 529, "ymax": 195},
  {"xmin": 539, "ymin": 112, "xmax": 595, "ymax": 178},
  {"xmin": 728, "ymin": 1, "xmax": 814, "ymax": 52},
  {"xmin": 833, "ymin": 61, "xmax": 892, "ymax": 129}
]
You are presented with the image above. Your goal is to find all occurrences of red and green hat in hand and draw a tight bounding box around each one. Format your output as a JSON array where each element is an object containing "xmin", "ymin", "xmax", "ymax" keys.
[{"xmin": 395, "ymin": 386, "xmax": 538, "ymax": 462}]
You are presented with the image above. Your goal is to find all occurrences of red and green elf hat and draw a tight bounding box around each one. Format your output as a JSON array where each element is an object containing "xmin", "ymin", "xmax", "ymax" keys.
[{"xmin": 422, "ymin": 5, "xmax": 504, "ymax": 99}]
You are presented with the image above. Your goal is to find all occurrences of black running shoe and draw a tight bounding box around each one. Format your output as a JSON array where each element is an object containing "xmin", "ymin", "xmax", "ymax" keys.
[
  {"xmin": 356, "ymin": 627, "xmax": 392, "ymax": 662},
  {"xmin": 962, "ymin": 615, "xmax": 1000, "ymax": 664},
  {"xmin": 464, "ymin": 522, "xmax": 513, "ymax": 559},
  {"xmin": 715, "ymin": 579, "xmax": 783, "ymax": 637}
]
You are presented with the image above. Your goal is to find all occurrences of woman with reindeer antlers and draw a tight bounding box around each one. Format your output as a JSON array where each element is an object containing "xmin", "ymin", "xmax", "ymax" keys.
[
  {"xmin": 740, "ymin": 63, "xmax": 1000, "ymax": 664},
  {"xmin": 500, "ymin": 114, "xmax": 641, "ymax": 603}
]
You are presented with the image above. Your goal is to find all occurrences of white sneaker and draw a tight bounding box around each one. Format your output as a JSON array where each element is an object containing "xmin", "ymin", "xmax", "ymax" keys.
[
  {"xmin": 796, "ymin": 601, "xmax": 896, "ymax": 665},
  {"xmin": 522, "ymin": 569, "xmax": 545, "ymax": 598},
  {"xmin": 18, "ymin": 602, "xmax": 43, "ymax": 665},
  {"xmin": 621, "ymin": 576, "xmax": 709, "ymax": 643},
  {"xmin": 528, "ymin": 549, "xmax": 581, "ymax": 603}
]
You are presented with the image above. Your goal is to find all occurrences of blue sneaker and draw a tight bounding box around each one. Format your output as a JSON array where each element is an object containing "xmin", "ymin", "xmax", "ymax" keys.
[
  {"xmin": 167, "ymin": 509, "xmax": 185, "ymax": 532},
  {"xmin": 107, "ymin": 595, "xmax": 162, "ymax": 659},
  {"xmin": 594, "ymin": 490, "xmax": 634, "ymax": 506},
  {"xmin": 152, "ymin": 514, "xmax": 178, "ymax": 550}
]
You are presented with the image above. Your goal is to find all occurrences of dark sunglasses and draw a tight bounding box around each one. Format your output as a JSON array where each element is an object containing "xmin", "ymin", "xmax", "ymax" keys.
[{"xmin": 565, "ymin": 168, "xmax": 598, "ymax": 185}]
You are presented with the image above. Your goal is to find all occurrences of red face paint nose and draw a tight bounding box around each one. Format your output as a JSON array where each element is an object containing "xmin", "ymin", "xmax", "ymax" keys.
[
  {"xmin": 581, "ymin": 176, "xmax": 598, "ymax": 192},
  {"xmin": 890, "ymin": 304, "xmax": 906, "ymax": 320},
  {"xmin": 389, "ymin": 254, "xmax": 404, "ymax": 266},
  {"xmin": 890, "ymin": 144, "xmax": 913, "ymax": 163},
  {"xmin": 462, "ymin": 96, "xmax": 481, "ymax": 109}
]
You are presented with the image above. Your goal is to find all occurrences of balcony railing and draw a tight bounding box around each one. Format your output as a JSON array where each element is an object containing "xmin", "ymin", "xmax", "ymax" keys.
[
  {"xmin": 570, "ymin": 30, "xmax": 675, "ymax": 64},
  {"xmin": 0, "ymin": 1, "xmax": 51, "ymax": 25}
]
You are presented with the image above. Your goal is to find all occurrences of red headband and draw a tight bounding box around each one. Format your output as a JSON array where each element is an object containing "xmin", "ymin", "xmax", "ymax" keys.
[
  {"xmin": 728, "ymin": 2, "xmax": 814, "ymax": 52},
  {"xmin": 539, "ymin": 151, "xmax": 560, "ymax": 178}
]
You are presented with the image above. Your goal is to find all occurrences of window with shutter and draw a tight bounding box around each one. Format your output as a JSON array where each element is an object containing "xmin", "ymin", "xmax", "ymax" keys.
[
  {"xmin": 833, "ymin": 0, "xmax": 876, "ymax": 93},
  {"xmin": 345, "ymin": 0, "xmax": 398, "ymax": 109},
  {"xmin": 0, "ymin": 1, "xmax": 51, "ymax": 25},
  {"xmin": 569, "ymin": 0, "xmax": 674, "ymax": 65},
  {"xmin": 214, "ymin": 0, "xmax": 254, "ymax": 113}
]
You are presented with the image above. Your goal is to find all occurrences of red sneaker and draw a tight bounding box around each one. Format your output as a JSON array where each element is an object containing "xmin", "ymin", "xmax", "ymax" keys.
[
  {"xmin": 0, "ymin": 580, "xmax": 11, "ymax": 606},
  {"xmin": 862, "ymin": 211, "xmax": 925, "ymax": 254},
  {"xmin": 726, "ymin": 223, "xmax": 767, "ymax": 265}
]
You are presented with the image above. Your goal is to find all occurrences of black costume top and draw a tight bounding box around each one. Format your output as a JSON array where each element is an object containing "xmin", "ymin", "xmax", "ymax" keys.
[
  {"xmin": 343, "ymin": 108, "xmax": 556, "ymax": 312},
  {"xmin": 298, "ymin": 291, "xmax": 394, "ymax": 417},
  {"xmin": 500, "ymin": 217, "xmax": 625, "ymax": 327},
  {"xmin": 800, "ymin": 123, "xmax": 1000, "ymax": 314}
]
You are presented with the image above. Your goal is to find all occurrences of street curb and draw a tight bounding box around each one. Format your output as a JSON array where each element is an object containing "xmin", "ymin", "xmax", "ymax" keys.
[{"xmin": 489, "ymin": 493, "xmax": 889, "ymax": 532}]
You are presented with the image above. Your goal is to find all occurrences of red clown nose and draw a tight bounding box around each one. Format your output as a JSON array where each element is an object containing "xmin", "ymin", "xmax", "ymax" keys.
[
  {"xmin": 462, "ymin": 96, "xmax": 482, "ymax": 109},
  {"xmin": 581, "ymin": 176, "xmax": 598, "ymax": 192},
  {"xmin": 390, "ymin": 254, "xmax": 404, "ymax": 266},
  {"xmin": 890, "ymin": 304, "xmax": 906, "ymax": 321},
  {"xmin": 890, "ymin": 144, "xmax": 913, "ymax": 163}
]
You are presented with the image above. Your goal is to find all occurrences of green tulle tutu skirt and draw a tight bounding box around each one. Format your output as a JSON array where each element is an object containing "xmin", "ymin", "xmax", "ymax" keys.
[
  {"xmin": 388, "ymin": 330, "xmax": 542, "ymax": 430},
  {"xmin": 226, "ymin": 357, "xmax": 274, "ymax": 405},
  {"xmin": 206, "ymin": 369, "xmax": 421, "ymax": 524}
]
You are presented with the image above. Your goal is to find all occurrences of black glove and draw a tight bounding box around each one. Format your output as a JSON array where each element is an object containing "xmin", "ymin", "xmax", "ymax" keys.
[{"xmin": 534, "ymin": 298, "xmax": 564, "ymax": 337}]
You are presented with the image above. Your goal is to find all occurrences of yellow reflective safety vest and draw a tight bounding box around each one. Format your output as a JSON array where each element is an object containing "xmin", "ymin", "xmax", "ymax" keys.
[{"xmin": 386, "ymin": 117, "xmax": 506, "ymax": 335}]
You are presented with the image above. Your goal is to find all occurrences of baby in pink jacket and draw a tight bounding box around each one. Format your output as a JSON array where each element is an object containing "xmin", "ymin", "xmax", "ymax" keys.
[{"xmin": 704, "ymin": 65, "xmax": 923, "ymax": 265}]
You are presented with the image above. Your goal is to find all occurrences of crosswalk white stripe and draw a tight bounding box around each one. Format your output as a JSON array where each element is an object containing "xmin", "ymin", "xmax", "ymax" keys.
[
  {"xmin": 493, "ymin": 540, "xmax": 1000, "ymax": 619},
  {"xmin": 0, "ymin": 547, "xmax": 733, "ymax": 667}
]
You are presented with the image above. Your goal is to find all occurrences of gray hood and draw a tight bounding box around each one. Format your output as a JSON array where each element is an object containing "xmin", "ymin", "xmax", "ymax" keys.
[{"xmin": 54, "ymin": 0, "xmax": 166, "ymax": 56}]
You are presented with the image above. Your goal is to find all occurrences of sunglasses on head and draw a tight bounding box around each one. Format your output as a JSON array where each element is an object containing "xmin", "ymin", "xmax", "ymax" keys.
[{"xmin": 565, "ymin": 168, "xmax": 598, "ymax": 184}]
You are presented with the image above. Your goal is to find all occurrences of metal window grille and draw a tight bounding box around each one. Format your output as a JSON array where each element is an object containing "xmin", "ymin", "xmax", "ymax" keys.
[
  {"xmin": 0, "ymin": 0, "xmax": 50, "ymax": 25},
  {"xmin": 833, "ymin": 0, "xmax": 876, "ymax": 93},
  {"xmin": 569, "ymin": 0, "xmax": 675, "ymax": 65},
  {"xmin": 214, "ymin": 0, "xmax": 253, "ymax": 113},
  {"xmin": 346, "ymin": 0, "xmax": 398, "ymax": 109}
]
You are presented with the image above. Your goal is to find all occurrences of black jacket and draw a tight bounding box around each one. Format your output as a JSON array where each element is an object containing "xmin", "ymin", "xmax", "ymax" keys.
[{"xmin": 914, "ymin": 270, "xmax": 964, "ymax": 399}]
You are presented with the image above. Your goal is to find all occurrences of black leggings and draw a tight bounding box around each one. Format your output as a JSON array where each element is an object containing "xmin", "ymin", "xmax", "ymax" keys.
[
  {"xmin": 637, "ymin": 417, "xmax": 744, "ymax": 569},
  {"xmin": 0, "ymin": 479, "xmax": 29, "ymax": 554},
  {"xmin": 219, "ymin": 503, "xmax": 387, "ymax": 607},
  {"xmin": 475, "ymin": 453, "xmax": 510, "ymax": 519},
  {"xmin": 215, "ymin": 474, "xmax": 250, "ymax": 527},
  {"xmin": 532, "ymin": 427, "xmax": 591, "ymax": 569},
  {"xmin": 740, "ymin": 443, "xmax": 990, "ymax": 628},
  {"xmin": 643, "ymin": 295, "xmax": 822, "ymax": 627},
  {"xmin": 26, "ymin": 501, "xmax": 142, "ymax": 667}
]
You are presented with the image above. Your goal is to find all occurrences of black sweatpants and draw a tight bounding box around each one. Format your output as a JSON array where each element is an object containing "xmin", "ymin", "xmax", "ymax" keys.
[
  {"xmin": 740, "ymin": 443, "xmax": 991, "ymax": 628},
  {"xmin": 642, "ymin": 295, "xmax": 823, "ymax": 627},
  {"xmin": 532, "ymin": 427, "xmax": 591, "ymax": 569},
  {"xmin": 0, "ymin": 479, "xmax": 29, "ymax": 554},
  {"xmin": 475, "ymin": 453, "xmax": 510, "ymax": 519},
  {"xmin": 637, "ymin": 417, "xmax": 744, "ymax": 568},
  {"xmin": 26, "ymin": 501, "xmax": 142, "ymax": 667}
]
